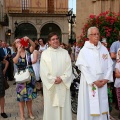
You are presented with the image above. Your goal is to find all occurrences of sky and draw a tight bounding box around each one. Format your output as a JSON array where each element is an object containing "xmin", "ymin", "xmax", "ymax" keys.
[{"xmin": 69, "ymin": 0, "xmax": 76, "ymax": 14}]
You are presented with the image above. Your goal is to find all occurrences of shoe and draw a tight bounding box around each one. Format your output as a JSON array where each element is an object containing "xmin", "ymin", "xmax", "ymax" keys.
[
  {"xmin": 115, "ymin": 105, "xmax": 119, "ymax": 110},
  {"xmin": 118, "ymin": 113, "xmax": 120, "ymax": 119},
  {"xmin": 21, "ymin": 118, "xmax": 25, "ymax": 120},
  {"xmin": 1, "ymin": 113, "xmax": 8, "ymax": 118},
  {"xmin": 13, "ymin": 82, "xmax": 16, "ymax": 85},
  {"xmin": 29, "ymin": 115, "xmax": 35, "ymax": 119}
]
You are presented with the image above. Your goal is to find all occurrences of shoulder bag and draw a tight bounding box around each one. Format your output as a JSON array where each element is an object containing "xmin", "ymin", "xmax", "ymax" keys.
[{"xmin": 14, "ymin": 51, "xmax": 31, "ymax": 83}]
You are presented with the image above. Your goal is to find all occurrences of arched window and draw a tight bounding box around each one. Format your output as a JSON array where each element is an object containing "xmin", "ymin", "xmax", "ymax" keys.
[
  {"xmin": 40, "ymin": 23, "xmax": 62, "ymax": 42},
  {"xmin": 15, "ymin": 23, "xmax": 37, "ymax": 40}
]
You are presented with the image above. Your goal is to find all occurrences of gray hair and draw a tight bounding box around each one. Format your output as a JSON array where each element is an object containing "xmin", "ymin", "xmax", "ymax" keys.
[{"xmin": 87, "ymin": 26, "xmax": 99, "ymax": 38}]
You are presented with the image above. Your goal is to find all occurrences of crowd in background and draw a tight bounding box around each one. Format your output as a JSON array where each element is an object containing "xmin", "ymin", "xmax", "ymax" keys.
[{"xmin": 0, "ymin": 29, "xmax": 120, "ymax": 120}]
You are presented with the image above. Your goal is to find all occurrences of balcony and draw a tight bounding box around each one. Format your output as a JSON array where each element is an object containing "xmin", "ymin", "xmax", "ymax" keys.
[{"xmin": 7, "ymin": 7, "xmax": 69, "ymax": 17}]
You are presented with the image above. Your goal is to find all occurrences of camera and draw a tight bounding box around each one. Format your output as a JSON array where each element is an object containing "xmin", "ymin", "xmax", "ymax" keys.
[{"xmin": 20, "ymin": 38, "xmax": 29, "ymax": 47}]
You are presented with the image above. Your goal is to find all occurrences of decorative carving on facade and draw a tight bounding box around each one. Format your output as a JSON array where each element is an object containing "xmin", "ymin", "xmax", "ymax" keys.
[{"xmin": 36, "ymin": 19, "xmax": 42, "ymax": 25}]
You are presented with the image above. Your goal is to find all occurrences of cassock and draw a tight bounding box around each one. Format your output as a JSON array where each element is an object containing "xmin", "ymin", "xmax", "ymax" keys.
[
  {"xmin": 76, "ymin": 41, "xmax": 113, "ymax": 120},
  {"xmin": 40, "ymin": 47, "xmax": 72, "ymax": 120}
]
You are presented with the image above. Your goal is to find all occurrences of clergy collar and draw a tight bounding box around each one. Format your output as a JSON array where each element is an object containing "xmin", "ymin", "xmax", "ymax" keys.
[
  {"xmin": 84, "ymin": 41, "xmax": 101, "ymax": 49},
  {"xmin": 49, "ymin": 46, "xmax": 61, "ymax": 51}
]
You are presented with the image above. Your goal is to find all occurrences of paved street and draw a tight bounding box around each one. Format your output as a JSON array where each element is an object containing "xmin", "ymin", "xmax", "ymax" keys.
[{"xmin": 0, "ymin": 81, "xmax": 119, "ymax": 120}]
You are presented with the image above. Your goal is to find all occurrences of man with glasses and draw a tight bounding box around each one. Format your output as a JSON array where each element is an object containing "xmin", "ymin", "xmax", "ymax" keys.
[{"xmin": 76, "ymin": 27, "xmax": 113, "ymax": 120}]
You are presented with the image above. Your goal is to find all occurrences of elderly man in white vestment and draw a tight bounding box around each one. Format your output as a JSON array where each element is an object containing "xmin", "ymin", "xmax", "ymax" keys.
[
  {"xmin": 76, "ymin": 27, "xmax": 113, "ymax": 120},
  {"xmin": 40, "ymin": 32, "xmax": 72, "ymax": 120}
]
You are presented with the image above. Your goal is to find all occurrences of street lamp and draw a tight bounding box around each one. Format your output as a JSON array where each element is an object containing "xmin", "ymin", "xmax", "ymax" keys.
[
  {"xmin": 5, "ymin": 29, "xmax": 11, "ymax": 44},
  {"xmin": 14, "ymin": 21, "xmax": 18, "ymax": 38},
  {"xmin": 67, "ymin": 8, "xmax": 76, "ymax": 44},
  {"xmin": 7, "ymin": 29, "xmax": 11, "ymax": 36}
]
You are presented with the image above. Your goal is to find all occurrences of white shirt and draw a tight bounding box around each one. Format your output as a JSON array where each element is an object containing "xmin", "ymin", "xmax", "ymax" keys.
[{"xmin": 39, "ymin": 44, "xmax": 47, "ymax": 51}]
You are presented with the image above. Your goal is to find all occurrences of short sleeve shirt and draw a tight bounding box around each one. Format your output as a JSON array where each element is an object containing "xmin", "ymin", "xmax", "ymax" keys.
[
  {"xmin": 110, "ymin": 40, "xmax": 120, "ymax": 70},
  {"xmin": 110, "ymin": 41, "xmax": 120, "ymax": 53}
]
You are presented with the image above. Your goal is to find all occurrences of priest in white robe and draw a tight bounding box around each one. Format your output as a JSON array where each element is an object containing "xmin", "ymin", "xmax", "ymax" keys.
[
  {"xmin": 76, "ymin": 27, "xmax": 113, "ymax": 120},
  {"xmin": 40, "ymin": 32, "xmax": 72, "ymax": 120}
]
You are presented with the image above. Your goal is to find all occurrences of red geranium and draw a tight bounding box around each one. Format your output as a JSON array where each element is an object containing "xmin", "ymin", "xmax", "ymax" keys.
[{"xmin": 78, "ymin": 11, "xmax": 120, "ymax": 47}]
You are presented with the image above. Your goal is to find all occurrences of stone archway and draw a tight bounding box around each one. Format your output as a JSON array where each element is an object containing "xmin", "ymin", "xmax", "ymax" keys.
[
  {"xmin": 15, "ymin": 23, "xmax": 37, "ymax": 40},
  {"xmin": 40, "ymin": 23, "xmax": 62, "ymax": 42}
]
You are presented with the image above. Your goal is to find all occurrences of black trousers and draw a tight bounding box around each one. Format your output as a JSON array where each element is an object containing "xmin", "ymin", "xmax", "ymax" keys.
[
  {"xmin": 6, "ymin": 59, "xmax": 14, "ymax": 80},
  {"xmin": 0, "ymin": 62, "xmax": 5, "ymax": 97}
]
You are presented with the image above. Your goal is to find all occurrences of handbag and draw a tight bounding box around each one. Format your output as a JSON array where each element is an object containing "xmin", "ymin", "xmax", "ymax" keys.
[{"xmin": 14, "ymin": 51, "xmax": 31, "ymax": 83}]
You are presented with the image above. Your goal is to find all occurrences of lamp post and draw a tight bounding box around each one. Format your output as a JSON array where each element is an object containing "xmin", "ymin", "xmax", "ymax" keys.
[
  {"xmin": 67, "ymin": 8, "xmax": 76, "ymax": 44},
  {"xmin": 14, "ymin": 21, "xmax": 18, "ymax": 38},
  {"xmin": 6, "ymin": 29, "xmax": 11, "ymax": 44}
]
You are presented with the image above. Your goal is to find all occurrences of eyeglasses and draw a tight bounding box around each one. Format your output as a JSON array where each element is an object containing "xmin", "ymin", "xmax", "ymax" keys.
[{"xmin": 90, "ymin": 33, "xmax": 100, "ymax": 36}]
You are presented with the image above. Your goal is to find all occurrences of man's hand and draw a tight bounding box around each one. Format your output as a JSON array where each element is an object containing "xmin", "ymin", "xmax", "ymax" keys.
[
  {"xmin": 55, "ymin": 77, "xmax": 62, "ymax": 84},
  {"xmin": 4, "ymin": 55, "xmax": 7, "ymax": 59},
  {"xmin": 101, "ymin": 79, "xmax": 109, "ymax": 86},
  {"xmin": 94, "ymin": 79, "xmax": 108, "ymax": 88},
  {"xmin": 117, "ymin": 59, "xmax": 120, "ymax": 63},
  {"xmin": 23, "ymin": 36, "xmax": 29, "ymax": 42},
  {"xmin": 93, "ymin": 80, "xmax": 104, "ymax": 88},
  {"xmin": 3, "ymin": 68, "xmax": 6, "ymax": 75}
]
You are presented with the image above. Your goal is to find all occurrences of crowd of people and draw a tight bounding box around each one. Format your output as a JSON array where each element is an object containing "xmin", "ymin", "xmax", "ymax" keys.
[{"xmin": 0, "ymin": 27, "xmax": 120, "ymax": 120}]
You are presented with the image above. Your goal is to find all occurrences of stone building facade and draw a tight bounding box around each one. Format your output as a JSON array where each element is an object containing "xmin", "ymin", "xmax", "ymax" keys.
[
  {"xmin": 0, "ymin": 0, "xmax": 69, "ymax": 44},
  {"xmin": 76, "ymin": 0, "xmax": 120, "ymax": 39},
  {"xmin": 0, "ymin": 0, "xmax": 7, "ymax": 41}
]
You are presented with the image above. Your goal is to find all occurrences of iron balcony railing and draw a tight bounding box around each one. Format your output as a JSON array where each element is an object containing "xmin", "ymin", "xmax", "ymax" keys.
[{"xmin": 7, "ymin": 7, "xmax": 69, "ymax": 14}]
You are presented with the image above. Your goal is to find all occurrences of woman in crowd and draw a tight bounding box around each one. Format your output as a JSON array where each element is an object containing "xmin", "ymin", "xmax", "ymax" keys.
[
  {"xmin": 75, "ymin": 42, "xmax": 81, "ymax": 61},
  {"xmin": 38, "ymin": 38, "xmax": 47, "ymax": 91},
  {"xmin": 0, "ymin": 50, "xmax": 8, "ymax": 118},
  {"xmin": 60, "ymin": 42, "xmax": 66, "ymax": 49},
  {"xmin": 12, "ymin": 37, "xmax": 37, "ymax": 120},
  {"xmin": 38, "ymin": 38, "xmax": 47, "ymax": 53},
  {"xmin": 31, "ymin": 44, "xmax": 41, "ymax": 91}
]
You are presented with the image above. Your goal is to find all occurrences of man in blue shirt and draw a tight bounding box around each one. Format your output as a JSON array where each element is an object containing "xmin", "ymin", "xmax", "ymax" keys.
[{"xmin": 110, "ymin": 32, "xmax": 120, "ymax": 114}]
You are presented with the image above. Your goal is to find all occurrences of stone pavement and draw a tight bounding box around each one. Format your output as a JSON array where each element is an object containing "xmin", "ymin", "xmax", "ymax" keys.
[
  {"xmin": 1, "ymin": 81, "xmax": 76, "ymax": 120},
  {"xmin": 0, "ymin": 81, "xmax": 119, "ymax": 120}
]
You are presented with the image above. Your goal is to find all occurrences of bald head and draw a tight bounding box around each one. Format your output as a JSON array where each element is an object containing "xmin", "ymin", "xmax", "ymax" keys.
[{"xmin": 2, "ymin": 41, "xmax": 7, "ymax": 48}]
